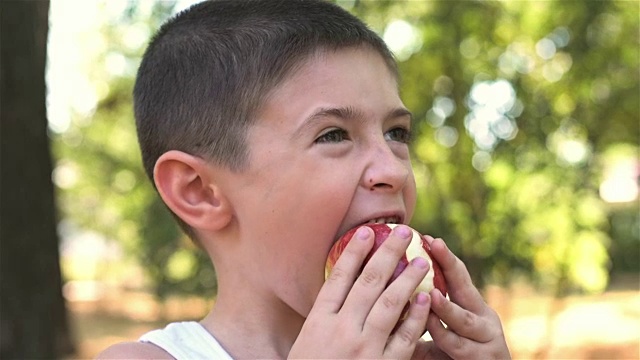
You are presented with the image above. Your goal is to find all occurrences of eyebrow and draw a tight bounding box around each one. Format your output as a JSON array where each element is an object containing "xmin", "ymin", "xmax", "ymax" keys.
[{"xmin": 294, "ymin": 105, "xmax": 413, "ymax": 138}]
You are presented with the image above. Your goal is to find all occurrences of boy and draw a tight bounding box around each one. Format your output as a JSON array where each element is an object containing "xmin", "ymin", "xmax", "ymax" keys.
[{"xmin": 98, "ymin": 0, "xmax": 510, "ymax": 358}]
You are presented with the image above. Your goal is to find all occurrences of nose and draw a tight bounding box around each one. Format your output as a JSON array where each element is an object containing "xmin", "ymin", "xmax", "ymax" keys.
[{"xmin": 361, "ymin": 143, "xmax": 410, "ymax": 192}]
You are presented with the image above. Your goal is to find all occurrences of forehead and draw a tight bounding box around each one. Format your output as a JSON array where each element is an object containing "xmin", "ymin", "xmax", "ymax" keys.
[
  {"xmin": 284, "ymin": 45, "xmax": 398, "ymax": 93},
  {"xmin": 257, "ymin": 46, "xmax": 402, "ymax": 125}
]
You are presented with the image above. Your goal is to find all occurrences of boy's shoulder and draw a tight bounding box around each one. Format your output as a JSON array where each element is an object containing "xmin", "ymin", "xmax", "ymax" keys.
[{"xmin": 95, "ymin": 341, "xmax": 173, "ymax": 360}]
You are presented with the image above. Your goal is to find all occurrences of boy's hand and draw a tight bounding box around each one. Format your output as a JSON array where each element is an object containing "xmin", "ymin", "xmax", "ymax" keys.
[
  {"xmin": 289, "ymin": 225, "xmax": 432, "ymax": 359},
  {"xmin": 412, "ymin": 236, "xmax": 511, "ymax": 360}
]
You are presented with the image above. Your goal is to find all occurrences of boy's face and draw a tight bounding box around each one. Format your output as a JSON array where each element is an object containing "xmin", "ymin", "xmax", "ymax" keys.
[{"xmin": 221, "ymin": 47, "xmax": 416, "ymax": 316}]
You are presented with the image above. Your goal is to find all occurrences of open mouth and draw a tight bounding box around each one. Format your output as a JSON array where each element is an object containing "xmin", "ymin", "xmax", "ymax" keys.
[
  {"xmin": 332, "ymin": 214, "xmax": 405, "ymax": 244},
  {"xmin": 363, "ymin": 216, "xmax": 401, "ymax": 225}
]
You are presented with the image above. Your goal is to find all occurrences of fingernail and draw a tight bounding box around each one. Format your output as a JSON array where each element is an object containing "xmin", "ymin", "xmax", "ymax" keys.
[
  {"xmin": 415, "ymin": 292, "xmax": 429, "ymax": 305},
  {"xmin": 356, "ymin": 227, "xmax": 370, "ymax": 240},
  {"xmin": 412, "ymin": 257, "xmax": 429, "ymax": 269},
  {"xmin": 396, "ymin": 225, "xmax": 412, "ymax": 239}
]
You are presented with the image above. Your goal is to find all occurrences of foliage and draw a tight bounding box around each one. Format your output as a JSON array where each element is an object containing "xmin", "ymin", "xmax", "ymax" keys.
[
  {"xmin": 51, "ymin": 0, "xmax": 214, "ymax": 299},
  {"xmin": 52, "ymin": 0, "xmax": 638, "ymax": 298}
]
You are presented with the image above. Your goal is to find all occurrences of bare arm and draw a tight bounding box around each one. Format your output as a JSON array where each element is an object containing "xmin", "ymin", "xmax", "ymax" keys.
[{"xmin": 95, "ymin": 341, "xmax": 174, "ymax": 360}]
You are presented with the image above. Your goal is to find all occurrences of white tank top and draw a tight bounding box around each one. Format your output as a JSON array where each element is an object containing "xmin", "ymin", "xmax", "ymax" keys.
[{"xmin": 139, "ymin": 321, "xmax": 233, "ymax": 359}]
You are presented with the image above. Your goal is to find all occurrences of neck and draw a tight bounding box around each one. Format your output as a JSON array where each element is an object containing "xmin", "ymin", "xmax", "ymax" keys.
[
  {"xmin": 197, "ymin": 222, "xmax": 310, "ymax": 358},
  {"xmin": 201, "ymin": 284, "xmax": 305, "ymax": 359}
]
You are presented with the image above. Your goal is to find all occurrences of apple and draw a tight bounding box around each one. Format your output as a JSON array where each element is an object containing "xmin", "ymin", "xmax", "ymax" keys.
[{"xmin": 326, "ymin": 223, "xmax": 447, "ymax": 299}]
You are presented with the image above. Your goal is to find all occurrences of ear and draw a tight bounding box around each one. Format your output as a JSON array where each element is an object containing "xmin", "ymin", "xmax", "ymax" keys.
[{"xmin": 153, "ymin": 150, "xmax": 232, "ymax": 232}]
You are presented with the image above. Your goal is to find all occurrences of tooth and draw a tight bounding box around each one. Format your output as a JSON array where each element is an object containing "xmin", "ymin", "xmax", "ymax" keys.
[{"xmin": 364, "ymin": 217, "xmax": 399, "ymax": 225}]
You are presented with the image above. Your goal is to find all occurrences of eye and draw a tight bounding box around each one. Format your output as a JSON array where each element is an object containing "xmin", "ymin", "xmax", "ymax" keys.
[
  {"xmin": 315, "ymin": 128, "xmax": 350, "ymax": 144},
  {"xmin": 385, "ymin": 127, "xmax": 412, "ymax": 144}
]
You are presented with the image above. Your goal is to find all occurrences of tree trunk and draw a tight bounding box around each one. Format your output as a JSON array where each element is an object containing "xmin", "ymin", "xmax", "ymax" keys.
[{"xmin": 1, "ymin": 1, "xmax": 75, "ymax": 358}]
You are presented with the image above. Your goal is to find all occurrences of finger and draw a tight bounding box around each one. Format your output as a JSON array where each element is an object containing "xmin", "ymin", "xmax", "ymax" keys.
[
  {"xmin": 365, "ymin": 256, "xmax": 430, "ymax": 336},
  {"xmin": 426, "ymin": 310, "xmax": 474, "ymax": 360},
  {"xmin": 429, "ymin": 237, "xmax": 486, "ymax": 314},
  {"xmin": 422, "ymin": 234, "xmax": 436, "ymax": 246},
  {"xmin": 385, "ymin": 291, "xmax": 431, "ymax": 358},
  {"xmin": 340, "ymin": 225, "xmax": 413, "ymax": 323},
  {"xmin": 314, "ymin": 226, "xmax": 374, "ymax": 314},
  {"xmin": 430, "ymin": 289, "xmax": 493, "ymax": 343}
]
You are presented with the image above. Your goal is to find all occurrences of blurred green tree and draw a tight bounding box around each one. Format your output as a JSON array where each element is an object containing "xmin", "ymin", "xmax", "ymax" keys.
[{"xmin": 52, "ymin": 1, "xmax": 215, "ymax": 300}]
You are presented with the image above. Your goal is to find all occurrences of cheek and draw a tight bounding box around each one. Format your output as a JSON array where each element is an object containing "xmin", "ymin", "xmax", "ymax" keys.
[
  {"xmin": 258, "ymin": 169, "xmax": 356, "ymax": 265},
  {"xmin": 404, "ymin": 171, "xmax": 417, "ymax": 219},
  {"xmin": 278, "ymin": 177, "xmax": 357, "ymax": 305},
  {"xmin": 276, "ymin": 161, "xmax": 358, "ymax": 228}
]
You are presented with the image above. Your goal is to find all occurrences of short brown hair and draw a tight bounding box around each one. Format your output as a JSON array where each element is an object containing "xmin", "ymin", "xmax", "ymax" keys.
[{"xmin": 134, "ymin": 0, "xmax": 397, "ymax": 237}]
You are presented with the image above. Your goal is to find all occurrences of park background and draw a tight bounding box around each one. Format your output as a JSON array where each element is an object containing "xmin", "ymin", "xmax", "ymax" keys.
[{"xmin": 2, "ymin": 0, "xmax": 638, "ymax": 359}]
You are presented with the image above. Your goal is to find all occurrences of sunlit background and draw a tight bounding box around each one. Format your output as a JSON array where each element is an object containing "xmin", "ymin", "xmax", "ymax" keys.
[{"xmin": 45, "ymin": 0, "xmax": 639, "ymax": 358}]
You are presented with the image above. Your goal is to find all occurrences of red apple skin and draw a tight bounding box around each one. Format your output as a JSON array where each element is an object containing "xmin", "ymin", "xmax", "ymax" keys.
[{"xmin": 325, "ymin": 223, "xmax": 447, "ymax": 297}]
